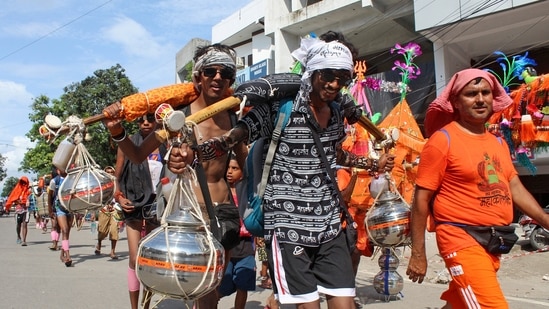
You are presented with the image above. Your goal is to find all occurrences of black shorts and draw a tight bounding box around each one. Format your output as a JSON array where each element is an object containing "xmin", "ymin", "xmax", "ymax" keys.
[
  {"xmin": 266, "ymin": 231, "xmax": 355, "ymax": 304},
  {"xmin": 16, "ymin": 211, "xmax": 30, "ymax": 224}
]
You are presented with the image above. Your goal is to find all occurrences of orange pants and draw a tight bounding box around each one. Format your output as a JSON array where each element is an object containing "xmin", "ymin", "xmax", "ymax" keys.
[
  {"xmin": 441, "ymin": 244, "xmax": 507, "ymax": 308},
  {"xmin": 348, "ymin": 207, "xmax": 373, "ymax": 257}
]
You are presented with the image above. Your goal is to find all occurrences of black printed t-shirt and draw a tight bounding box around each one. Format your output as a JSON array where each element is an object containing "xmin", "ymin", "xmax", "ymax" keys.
[{"xmin": 239, "ymin": 99, "xmax": 346, "ymax": 247}]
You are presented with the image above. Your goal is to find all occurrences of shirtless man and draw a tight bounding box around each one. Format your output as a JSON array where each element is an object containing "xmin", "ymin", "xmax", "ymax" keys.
[{"xmin": 103, "ymin": 43, "xmax": 246, "ymax": 309}]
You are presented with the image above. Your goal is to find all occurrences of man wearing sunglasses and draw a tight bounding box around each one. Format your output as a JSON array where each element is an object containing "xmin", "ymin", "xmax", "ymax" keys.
[
  {"xmin": 103, "ymin": 43, "xmax": 247, "ymax": 309},
  {"xmin": 172, "ymin": 32, "xmax": 395, "ymax": 309}
]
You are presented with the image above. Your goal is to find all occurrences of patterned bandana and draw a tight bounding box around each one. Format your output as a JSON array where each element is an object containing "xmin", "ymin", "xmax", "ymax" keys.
[
  {"xmin": 291, "ymin": 37, "xmax": 354, "ymax": 105},
  {"xmin": 192, "ymin": 48, "xmax": 237, "ymax": 84}
]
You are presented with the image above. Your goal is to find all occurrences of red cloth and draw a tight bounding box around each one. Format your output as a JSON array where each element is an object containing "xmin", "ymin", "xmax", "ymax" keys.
[
  {"xmin": 5, "ymin": 176, "xmax": 30, "ymax": 212},
  {"xmin": 424, "ymin": 69, "xmax": 513, "ymax": 137}
]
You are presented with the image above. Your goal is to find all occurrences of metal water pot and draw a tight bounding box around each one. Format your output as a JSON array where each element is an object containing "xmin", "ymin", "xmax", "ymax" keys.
[
  {"xmin": 59, "ymin": 166, "xmax": 115, "ymax": 212},
  {"xmin": 366, "ymin": 191, "xmax": 411, "ymax": 246},
  {"xmin": 373, "ymin": 269, "xmax": 404, "ymax": 296},
  {"xmin": 136, "ymin": 210, "xmax": 225, "ymax": 299},
  {"xmin": 373, "ymin": 247, "xmax": 404, "ymax": 296}
]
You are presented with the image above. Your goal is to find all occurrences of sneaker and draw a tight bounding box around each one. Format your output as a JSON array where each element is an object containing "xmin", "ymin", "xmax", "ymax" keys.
[{"xmin": 16, "ymin": 238, "xmax": 21, "ymax": 244}]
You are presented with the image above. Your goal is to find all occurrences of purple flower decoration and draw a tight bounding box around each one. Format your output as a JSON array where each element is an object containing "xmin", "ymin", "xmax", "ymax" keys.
[
  {"xmin": 500, "ymin": 118, "xmax": 511, "ymax": 127},
  {"xmin": 390, "ymin": 42, "xmax": 422, "ymax": 100},
  {"xmin": 364, "ymin": 77, "xmax": 382, "ymax": 91}
]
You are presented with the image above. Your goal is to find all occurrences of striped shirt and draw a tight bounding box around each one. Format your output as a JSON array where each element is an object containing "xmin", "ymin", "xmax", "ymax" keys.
[{"xmin": 240, "ymin": 99, "xmax": 346, "ymax": 247}]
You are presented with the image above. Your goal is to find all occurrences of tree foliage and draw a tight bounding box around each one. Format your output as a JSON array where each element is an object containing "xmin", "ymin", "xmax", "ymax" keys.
[
  {"xmin": 184, "ymin": 61, "xmax": 193, "ymax": 82},
  {"xmin": 20, "ymin": 64, "xmax": 139, "ymax": 175},
  {"xmin": 1, "ymin": 176, "xmax": 19, "ymax": 197},
  {"xmin": 0, "ymin": 154, "xmax": 6, "ymax": 183}
]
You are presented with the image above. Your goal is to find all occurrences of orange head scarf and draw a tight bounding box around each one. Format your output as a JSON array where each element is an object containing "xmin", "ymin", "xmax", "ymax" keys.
[
  {"xmin": 5, "ymin": 176, "xmax": 30, "ymax": 211},
  {"xmin": 424, "ymin": 68, "xmax": 512, "ymax": 137}
]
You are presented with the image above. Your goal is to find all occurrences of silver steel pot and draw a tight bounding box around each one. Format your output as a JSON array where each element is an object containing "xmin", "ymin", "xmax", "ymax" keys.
[
  {"xmin": 373, "ymin": 269, "xmax": 404, "ymax": 296},
  {"xmin": 377, "ymin": 248, "xmax": 400, "ymax": 270},
  {"xmin": 366, "ymin": 191, "xmax": 411, "ymax": 246},
  {"xmin": 59, "ymin": 167, "xmax": 115, "ymax": 212},
  {"xmin": 373, "ymin": 248, "xmax": 404, "ymax": 296},
  {"xmin": 136, "ymin": 210, "xmax": 224, "ymax": 299}
]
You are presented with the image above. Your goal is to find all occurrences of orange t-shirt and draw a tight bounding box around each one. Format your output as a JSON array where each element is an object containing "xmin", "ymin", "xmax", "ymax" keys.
[{"xmin": 416, "ymin": 122, "xmax": 517, "ymax": 255}]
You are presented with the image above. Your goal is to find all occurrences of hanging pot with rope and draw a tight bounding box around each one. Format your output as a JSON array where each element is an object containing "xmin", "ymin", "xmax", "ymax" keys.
[
  {"xmin": 365, "ymin": 175, "xmax": 411, "ymax": 247},
  {"xmin": 57, "ymin": 131, "xmax": 116, "ymax": 213},
  {"xmin": 136, "ymin": 168, "xmax": 224, "ymax": 300}
]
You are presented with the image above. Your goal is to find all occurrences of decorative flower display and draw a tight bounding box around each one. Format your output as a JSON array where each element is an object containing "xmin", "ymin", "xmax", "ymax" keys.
[
  {"xmin": 484, "ymin": 51, "xmax": 537, "ymax": 93},
  {"xmin": 362, "ymin": 77, "xmax": 410, "ymax": 94},
  {"xmin": 390, "ymin": 42, "xmax": 422, "ymax": 101}
]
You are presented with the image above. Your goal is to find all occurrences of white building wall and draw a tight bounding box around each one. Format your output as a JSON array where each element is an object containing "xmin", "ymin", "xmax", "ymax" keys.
[
  {"xmin": 265, "ymin": 0, "xmax": 370, "ymax": 74},
  {"xmin": 233, "ymin": 42, "xmax": 252, "ymax": 67},
  {"xmin": 212, "ymin": 0, "xmax": 266, "ymax": 44},
  {"xmin": 415, "ymin": 0, "xmax": 540, "ymax": 31},
  {"xmin": 252, "ymin": 35, "xmax": 272, "ymax": 63}
]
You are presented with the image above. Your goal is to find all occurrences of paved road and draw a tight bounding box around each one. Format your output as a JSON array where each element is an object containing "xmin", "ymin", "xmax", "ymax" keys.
[{"xmin": 1, "ymin": 214, "xmax": 548, "ymax": 308}]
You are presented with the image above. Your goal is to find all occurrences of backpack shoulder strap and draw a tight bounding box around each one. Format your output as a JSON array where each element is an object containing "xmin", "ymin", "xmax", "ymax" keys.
[{"xmin": 258, "ymin": 98, "xmax": 293, "ymax": 197}]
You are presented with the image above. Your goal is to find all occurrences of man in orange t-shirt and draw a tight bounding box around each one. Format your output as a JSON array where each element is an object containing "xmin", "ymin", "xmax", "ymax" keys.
[{"xmin": 406, "ymin": 68, "xmax": 549, "ymax": 309}]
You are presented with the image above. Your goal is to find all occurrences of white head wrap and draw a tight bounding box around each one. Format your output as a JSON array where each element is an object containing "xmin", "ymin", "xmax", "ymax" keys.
[
  {"xmin": 291, "ymin": 37, "xmax": 354, "ymax": 103},
  {"xmin": 192, "ymin": 47, "xmax": 237, "ymax": 84}
]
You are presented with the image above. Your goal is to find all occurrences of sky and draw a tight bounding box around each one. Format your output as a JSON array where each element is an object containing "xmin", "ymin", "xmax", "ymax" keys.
[{"xmin": 0, "ymin": 0, "xmax": 252, "ymax": 190}]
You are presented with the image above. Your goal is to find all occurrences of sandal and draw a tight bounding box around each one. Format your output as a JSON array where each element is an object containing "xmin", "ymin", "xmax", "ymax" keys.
[
  {"xmin": 110, "ymin": 254, "xmax": 119, "ymax": 260},
  {"xmin": 94, "ymin": 245, "xmax": 101, "ymax": 255},
  {"xmin": 60, "ymin": 250, "xmax": 72, "ymax": 267}
]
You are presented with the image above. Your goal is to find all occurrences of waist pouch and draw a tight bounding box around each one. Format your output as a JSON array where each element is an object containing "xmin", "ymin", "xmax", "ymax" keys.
[
  {"xmin": 124, "ymin": 202, "xmax": 157, "ymax": 222},
  {"xmin": 461, "ymin": 225, "xmax": 518, "ymax": 254},
  {"xmin": 211, "ymin": 203, "xmax": 241, "ymax": 250}
]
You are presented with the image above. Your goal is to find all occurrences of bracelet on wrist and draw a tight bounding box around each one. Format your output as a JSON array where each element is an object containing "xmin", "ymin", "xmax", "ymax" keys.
[
  {"xmin": 111, "ymin": 129, "xmax": 126, "ymax": 142},
  {"xmin": 114, "ymin": 191, "xmax": 125, "ymax": 202}
]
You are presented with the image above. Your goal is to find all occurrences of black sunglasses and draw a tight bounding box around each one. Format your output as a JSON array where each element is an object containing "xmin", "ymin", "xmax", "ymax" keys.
[
  {"xmin": 202, "ymin": 67, "xmax": 235, "ymax": 80},
  {"xmin": 138, "ymin": 114, "xmax": 156, "ymax": 123},
  {"xmin": 318, "ymin": 69, "xmax": 352, "ymax": 86}
]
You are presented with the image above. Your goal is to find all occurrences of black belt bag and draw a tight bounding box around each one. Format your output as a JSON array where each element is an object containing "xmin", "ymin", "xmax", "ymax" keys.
[
  {"xmin": 461, "ymin": 225, "xmax": 518, "ymax": 254},
  {"xmin": 211, "ymin": 203, "xmax": 241, "ymax": 250},
  {"xmin": 140, "ymin": 202, "xmax": 157, "ymax": 220}
]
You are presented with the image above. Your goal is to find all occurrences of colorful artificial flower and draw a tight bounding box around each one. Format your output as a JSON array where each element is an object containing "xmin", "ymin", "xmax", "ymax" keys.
[
  {"xmin": 390, "ymin": 42, "xmax": 422, "ymax": 100},
  {"xmin": 484, "ymin": 51, "xmax": 537, "ymax": 93}
]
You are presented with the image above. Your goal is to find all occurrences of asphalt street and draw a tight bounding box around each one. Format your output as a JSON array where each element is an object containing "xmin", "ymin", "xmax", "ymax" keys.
[{"xmin": 0, "ymin": 214, "xmax": 548, "ymax": 309}]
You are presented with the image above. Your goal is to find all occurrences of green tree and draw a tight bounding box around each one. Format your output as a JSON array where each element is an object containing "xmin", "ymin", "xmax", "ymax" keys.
[
  {"xmin": 20, "ymin": 64, "xmax": 139, "ymax": 174},
  {"xmin": 0, "ymin": 154, "xmax": 6, "ymax": 183},
  {"xmin": 184, "ymin": 61, "xmax": 193, "ymax": 81},
  {"xmin": 1, "ymin": 176, "xmax": 19, "ymax": 197}
]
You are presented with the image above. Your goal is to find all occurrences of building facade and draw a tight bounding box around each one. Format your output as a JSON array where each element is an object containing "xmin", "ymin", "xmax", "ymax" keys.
[{"xmin": 175, "ymin": 0, "xmax": 549, "ymax": 198}]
